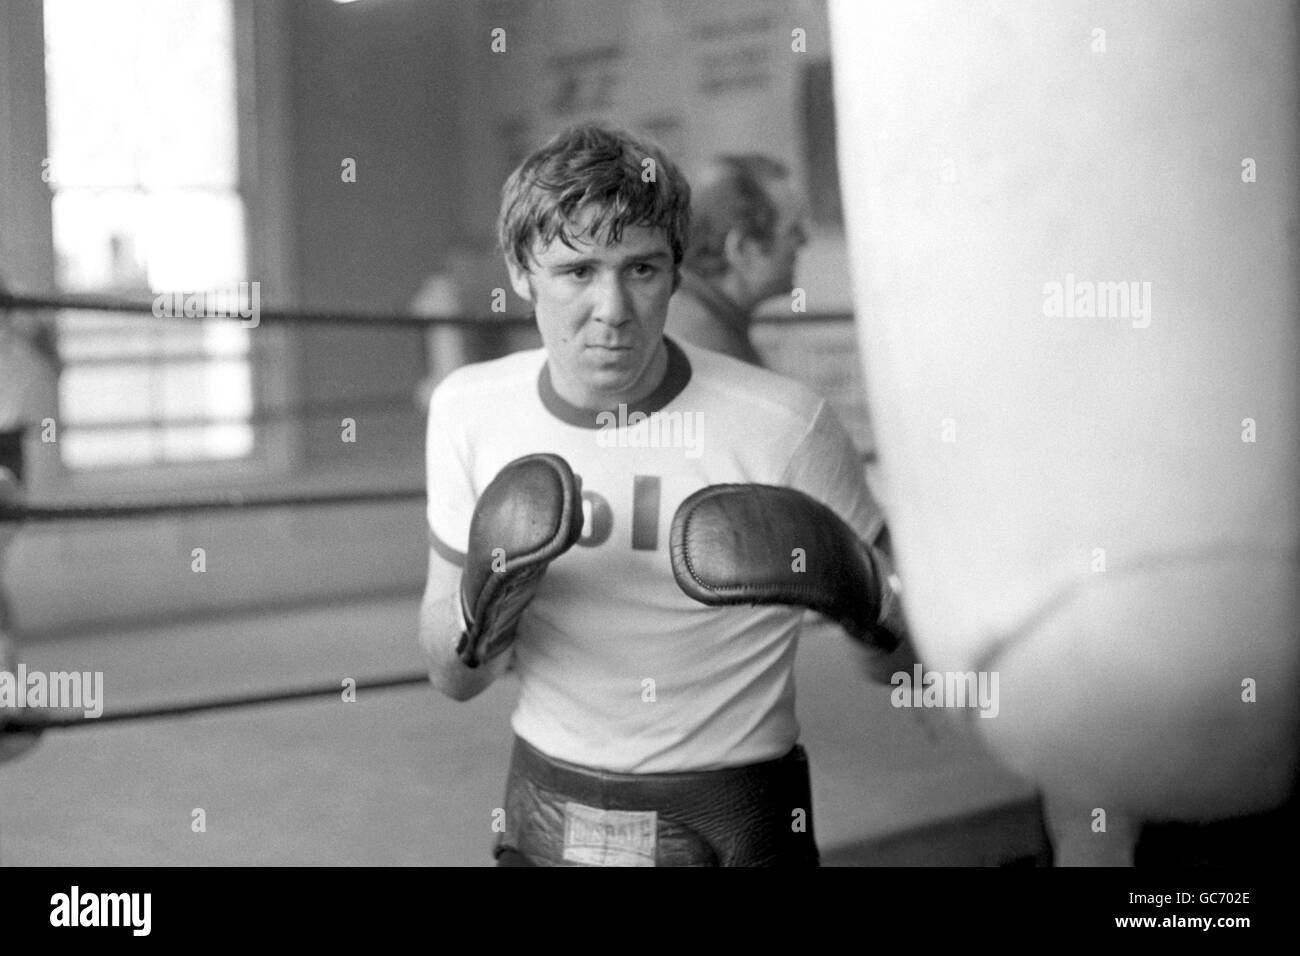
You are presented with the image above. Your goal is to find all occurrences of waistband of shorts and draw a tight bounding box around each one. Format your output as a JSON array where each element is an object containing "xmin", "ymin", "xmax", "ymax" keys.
[{"xmin": 509, "ymin": 735, "xmax": 807, "ymax": 800}]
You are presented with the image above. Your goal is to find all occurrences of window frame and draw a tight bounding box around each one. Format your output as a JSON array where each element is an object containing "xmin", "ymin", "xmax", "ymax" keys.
[{"xmin": 29, "ymin": 0, "xmax": 300, "ymax": 497}]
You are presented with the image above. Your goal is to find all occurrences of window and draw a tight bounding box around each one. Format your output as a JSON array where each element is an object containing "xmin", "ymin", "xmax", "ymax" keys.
[{"xmin": 43, "ymin": 0, "xmax": 254, "ymax": 470}]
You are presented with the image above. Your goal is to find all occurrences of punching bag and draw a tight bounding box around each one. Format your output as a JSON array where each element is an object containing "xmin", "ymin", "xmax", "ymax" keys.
[{"xmin": 830, "ymin": 0, "xmax": 1298, "ymax": 821}]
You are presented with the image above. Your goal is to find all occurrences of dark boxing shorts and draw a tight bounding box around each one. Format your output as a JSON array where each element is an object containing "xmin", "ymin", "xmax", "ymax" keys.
[{"xmin": 495, "ymin": 736, "xmax": 820, "ymax": 867}]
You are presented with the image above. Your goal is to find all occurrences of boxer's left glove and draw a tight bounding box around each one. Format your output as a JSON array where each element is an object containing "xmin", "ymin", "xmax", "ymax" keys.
[
  {"xmin": 670, "ymin": 484, "xmax": 907, "ymax": 658},
  {"xmin": 456, "ymin": 453, "xmax": 584, "ymax": 669}
]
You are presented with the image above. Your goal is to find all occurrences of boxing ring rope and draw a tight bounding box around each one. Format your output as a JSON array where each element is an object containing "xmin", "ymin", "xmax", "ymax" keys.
[
  {"xmin": 65, "ymin": 394, "xmax": 420, "ymax": 435},
  {"xmin": 0, "ymin": 287, "xmax": 862, "ymax": 738},
  {"xmin": 0, "ymin": 672, "xmax": 432, "ymax": 734},
  {"xmin": 0, "ymin": 288, "xmax": 854, "ymax": 328},
  {"xmin": 0, "ymin": 289, "xmax": 513, "ymax": 329},
  {"xmin": 0, "ymin": 487, "xmax": 424, "ymax": 525},
  {"xmin": 0, "ymin": 481, "xmax": 431, "ymax": 734}
]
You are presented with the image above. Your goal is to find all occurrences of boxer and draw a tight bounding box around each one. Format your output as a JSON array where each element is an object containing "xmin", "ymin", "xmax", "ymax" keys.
[{"xmin": 418, "ymin": 122, "xmax": 903, "ymax": 866}]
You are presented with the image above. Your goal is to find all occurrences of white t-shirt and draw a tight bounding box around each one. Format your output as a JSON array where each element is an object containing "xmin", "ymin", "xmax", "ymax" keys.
[{"xmin": 426, "ymin": 337, "xmax": 879, "ymax": 772}]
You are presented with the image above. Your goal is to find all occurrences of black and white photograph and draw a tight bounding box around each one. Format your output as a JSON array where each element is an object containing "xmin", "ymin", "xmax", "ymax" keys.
[{"xmin": 0, "ymin": 0, "xmax": 1295, "ymax": 929}]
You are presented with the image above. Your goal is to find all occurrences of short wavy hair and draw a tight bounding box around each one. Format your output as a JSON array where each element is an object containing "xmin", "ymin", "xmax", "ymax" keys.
[
  {"xmin": 498, "ymin": 123, "xmax": 692, "ymax": 280},
  {"xmin": 684, "ymin": 154, "xmax": 790, "ymax": 277}
]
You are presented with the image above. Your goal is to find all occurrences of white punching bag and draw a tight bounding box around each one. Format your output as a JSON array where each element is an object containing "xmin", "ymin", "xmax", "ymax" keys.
[{"xmin": 831, "ymin": 0, "xmax": 1298, "ymax": 821}]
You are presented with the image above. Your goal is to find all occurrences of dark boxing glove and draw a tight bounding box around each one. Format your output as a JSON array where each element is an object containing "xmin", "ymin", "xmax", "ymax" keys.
[
  {"xmin": 457, "ymin": 453, "xmax": 584, "ymax": 668},
  {"xmin": 670, "ymin": 484, "xmax": 906, "ymax": 656}
]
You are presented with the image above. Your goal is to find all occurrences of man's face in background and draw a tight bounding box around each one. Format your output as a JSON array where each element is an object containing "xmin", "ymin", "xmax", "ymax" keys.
[{"xmin": 746, "ymin": 178, "xmax": 809, "ymax": 303}]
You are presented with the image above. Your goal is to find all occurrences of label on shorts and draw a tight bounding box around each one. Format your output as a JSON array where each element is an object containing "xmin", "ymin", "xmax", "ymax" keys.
[{"xmin": 562, "ymin": 802, "xmax": 657, "ymax": 867}]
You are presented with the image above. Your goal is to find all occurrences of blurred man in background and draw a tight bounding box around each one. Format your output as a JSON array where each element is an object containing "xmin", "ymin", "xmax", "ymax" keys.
[{"xmin": 665, "ymin": 155, "xmax": 808, "ymax": 366}]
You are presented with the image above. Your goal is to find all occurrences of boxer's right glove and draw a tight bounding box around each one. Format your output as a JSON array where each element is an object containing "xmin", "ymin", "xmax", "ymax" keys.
[{"xmin": 456, "ymin": 453, "xmax": 584, "ymax": 669}]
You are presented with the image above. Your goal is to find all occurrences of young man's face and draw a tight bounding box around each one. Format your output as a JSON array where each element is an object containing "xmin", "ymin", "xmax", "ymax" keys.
[{"xmin": 508, "ymin": 209, "xmax": 675, "ymax": 410}]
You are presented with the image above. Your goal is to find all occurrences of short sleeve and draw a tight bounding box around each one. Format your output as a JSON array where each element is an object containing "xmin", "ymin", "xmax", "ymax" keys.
[
  {"xmin": 425, "ymin": 379, "xmax": 477, "ymax": 565},
  {"xmin": 780, "ymin": 400, "xmax": 886, "ymax": 544}
]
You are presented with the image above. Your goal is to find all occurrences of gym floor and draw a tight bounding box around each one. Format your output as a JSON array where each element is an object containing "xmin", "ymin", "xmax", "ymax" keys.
[{"xmin": 0, "ymin": 597, "xmax": 1040, "ymax": 866}]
